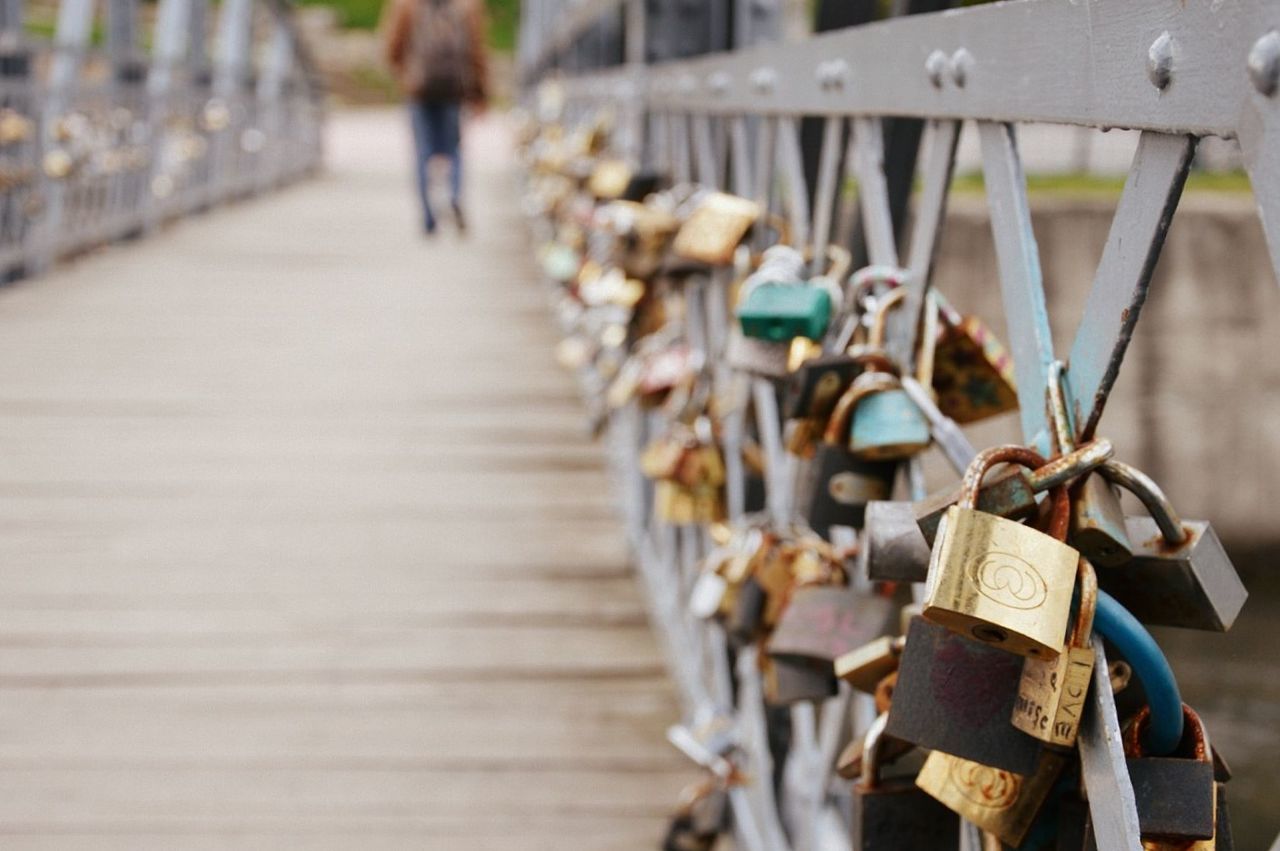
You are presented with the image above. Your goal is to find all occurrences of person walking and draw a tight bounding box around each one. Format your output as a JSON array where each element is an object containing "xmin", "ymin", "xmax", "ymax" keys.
[{"xmin": 383, "ymin": 0, "xmax": 488, "ymax": 236}]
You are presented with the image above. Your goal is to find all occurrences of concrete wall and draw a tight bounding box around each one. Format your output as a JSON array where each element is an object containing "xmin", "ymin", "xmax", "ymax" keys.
[{"xmin": 926, "ymin": 193, "xmax": 1280, "ymax": 548}]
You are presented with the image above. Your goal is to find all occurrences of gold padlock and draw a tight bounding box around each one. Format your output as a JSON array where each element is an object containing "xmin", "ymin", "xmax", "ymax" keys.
[
  {"xmin": 671, "ymin": 192, "xmax": 762, "ymax": 266},
  {"xmin": 922, "ymin": 444, "xmax": 1079, "ymax": 659},
  {"xmin": 916, "ymin": 749, "xmax": 1067, "ymax": 847},
  {"xmin": 1011, "ymin": 557, "xmax": 1097, "ymax": 748}
]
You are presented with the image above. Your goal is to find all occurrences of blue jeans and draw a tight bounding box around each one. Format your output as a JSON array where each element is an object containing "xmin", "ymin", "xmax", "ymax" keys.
[{"xmin": 409, "ymin": 100, "xmax": 462, "ymax": 232}]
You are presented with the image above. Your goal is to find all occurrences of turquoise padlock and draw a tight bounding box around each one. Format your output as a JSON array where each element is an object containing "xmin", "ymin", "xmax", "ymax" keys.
[
  {"xmin": 737, "ymin": 283, "xmax": 832, "ymax": 343},
  {"xmin": 848, "ymin": 374, "xmax": 932, "ymax": 461}
]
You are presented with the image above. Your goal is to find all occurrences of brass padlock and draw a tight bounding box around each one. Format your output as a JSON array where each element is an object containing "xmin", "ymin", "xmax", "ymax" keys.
[
  {"xmin": 923, "ymin": 444, "xmax": 1080, "ymax": 659},
  {"xmin": 915, "ymin": 749, "xmax": 1068, "ymax": 847},
  {"xmin": 834, "ymin": 634, "xmax": 904, "ymax": 694},
  {"xmin": 671, "ymin": 191, "xmax": 762, "ymax": 266},
  {"xmin": 1012, "ymin": 557, "xmax": 1097, "ymax": 748}
]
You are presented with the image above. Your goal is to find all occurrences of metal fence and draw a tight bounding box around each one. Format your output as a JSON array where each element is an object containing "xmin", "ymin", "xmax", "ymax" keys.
[
  {"xmin": 519, "ymin": 1, "xmax": 1280, "ymax": 849},
  {"xmin": 0, "ymin": 0, "xmax": 323, "ymax": 281}
]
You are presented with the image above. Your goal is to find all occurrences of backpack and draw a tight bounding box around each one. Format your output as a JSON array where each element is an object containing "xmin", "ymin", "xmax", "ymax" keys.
[{"xmin": 402, "ymin": 0, "xmax": 475, "ymax": 102}]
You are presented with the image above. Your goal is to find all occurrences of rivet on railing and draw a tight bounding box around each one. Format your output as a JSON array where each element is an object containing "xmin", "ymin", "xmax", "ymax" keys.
[
  {"xmin": 750, "ymin": 67, "xmax": 777, "ymax": 94},
  {"xmin": 925, "ymin": 50, "xmax": 948, "ymax": 88},
  {"xmin": 706, "ymin": 71, "xmax": 731, "ymax": 96},
  {"xmin": 1147, "ymin": 31, "xmax": 1174, "ymax": 90},
  {"xmin": 678, "ymin": 74, "xmax": 696, "ymax": 95},
  {"xmin": 1248, "ymin": 31, "xmax": 1280, "ymax": 96},
  {"xmin": 816, "ymin": 59, "xmax": 849, "ymax": 91},
  {"xmin": 949, "ymin": 48, "xmax": 973, "ymax": 88}
]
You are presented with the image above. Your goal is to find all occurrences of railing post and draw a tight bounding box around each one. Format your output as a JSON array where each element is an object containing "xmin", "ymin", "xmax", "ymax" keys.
[
  {"xmin": 33, "ymin": 0, "xmax": 94, "ymax": 273},
  {"xmin": 209, "ymin": 0, "xmax": 253, "ymax": 204}
]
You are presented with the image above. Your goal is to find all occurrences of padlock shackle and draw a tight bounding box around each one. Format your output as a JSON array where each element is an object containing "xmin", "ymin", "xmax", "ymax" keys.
[
  {"xmin": 1094, "ymin": 590, "xmax": 1184, "ymax": 756},
  {"xmin": 860, "ymin": 711, "xmax": 891, "ymax": 788},
  {"xmin": 868, "ymin": 288, "xmax": 908, "ymax": 350},
  {"xmin": 1098, "ymin": 460, "xmax": 1189, "ymax": 547},
  {"xmin": 848, "ymin": 265, "xmax": 908, "ymax": 307},
  {"xmin": 959, "ymin": 444, "xmax": 1075, "ymax": 539},
  {"xmin": 1068, "ymin": 557, "xmax": 1097, "ymax": 647},
  {"xmin": 1122, "ymin": 703, "xmax": 1209, "ymax": 764},
  {"xmin": 822, "ymin": 370, "xmax": 899, "ymax": 445},
  {"xmin": 1025, "ymin": 438, "xmax": 1114, "ymax": 492},
  {"xmin": 1046, "ymin": 360, "xmax": 1076, "ymax": 455}
]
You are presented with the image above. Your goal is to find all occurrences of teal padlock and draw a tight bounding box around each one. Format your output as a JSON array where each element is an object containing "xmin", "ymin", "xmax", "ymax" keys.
[
  {"xmin": 736, "ymin": 283, "xmax": 832, "ymax": 343},
  {"xmin": 848, "ymin": 380, "xmax": 932, "ymax": 460}
]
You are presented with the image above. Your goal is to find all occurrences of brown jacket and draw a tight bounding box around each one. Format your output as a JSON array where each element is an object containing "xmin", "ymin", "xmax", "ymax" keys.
[{"xmin": 382, "ymin": 0, "xmax": 489, "ymax": 103}]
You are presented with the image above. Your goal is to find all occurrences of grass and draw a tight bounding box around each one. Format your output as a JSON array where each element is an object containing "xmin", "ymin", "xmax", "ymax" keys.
[{"xmin": 950, "ymin": 170, "xmax": 1253, "ymax": 196}]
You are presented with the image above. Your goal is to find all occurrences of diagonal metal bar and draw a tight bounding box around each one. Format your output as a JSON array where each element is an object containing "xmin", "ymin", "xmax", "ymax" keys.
[
  {"xmin": 888, "ymin": 118, "xmax": 959, "ymax": 366},
  {"xmin": 1239, "ymin": 88, "xmax": 1280, "ymax": 290},
  {"xmin": 849, "ymin": 116, "xmax": 898, "ymax": 267},
  {"xmin": 1066, "ymin": 131, "xmax": 1196, "ymax": 443},
  {"xmin": 1079, "ymin": 636, "xmax": 1144, "ymax": 850},
  {"xmin": 808, "ymin": 115, "xmax": 844, "ymax": 276},
  {"xmin": 729, "ymin": 114, "xmax": 753, "ymax": 198},
  {"xmin": 777, "ymin": 116, "xmax": 811, "ymax": 252},
  {"xmin": 751, "ymin": 116, "xmax": 776, "ymax": 248},
  {"xmin": 978, "ymin": 120, "xmax": 1054, "ymax": 444},
  {"xmin": 692, "ymin": 112, "xmax": 719, "ymax": 187}
]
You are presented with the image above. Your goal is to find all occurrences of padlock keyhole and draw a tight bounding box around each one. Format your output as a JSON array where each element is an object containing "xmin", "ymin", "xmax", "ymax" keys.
[{"xmin": 971, "ymin": 624, "xmax": 1009, "ymax": 645}]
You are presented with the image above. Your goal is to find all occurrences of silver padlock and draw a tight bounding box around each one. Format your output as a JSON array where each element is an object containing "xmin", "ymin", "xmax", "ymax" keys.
[
  {"xmin": 1097, "ymin": 460, "xmax": 1247, "ymax": 632},
  {"xmin": 861, "ymin": 499, "xmax": 933, "ymax": 583}
]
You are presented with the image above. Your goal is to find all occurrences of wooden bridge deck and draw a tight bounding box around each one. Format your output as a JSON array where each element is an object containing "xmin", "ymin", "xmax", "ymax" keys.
[{"xmin": 0, "ymin": 109, "xmax": 688, "ymax": 848}]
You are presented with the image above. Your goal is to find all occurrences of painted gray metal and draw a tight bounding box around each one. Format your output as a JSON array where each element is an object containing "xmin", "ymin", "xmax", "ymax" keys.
[
  {"xmin": 532, "ymin": 2, "xmax": 1280, "ymax": 848},
  {"xmin": 1066, "ymin": 132, "xmax": 1196, "ymax": 443},
  {"xmin": 5, "ymin": 0, "xmax": 321, "ymax": 279}
]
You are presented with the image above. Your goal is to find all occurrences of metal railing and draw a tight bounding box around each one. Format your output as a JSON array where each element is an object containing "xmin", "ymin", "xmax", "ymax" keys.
[
  {"xmin": 0, "ymin": 0, "xmax": 323, "ymax": 280},
  {"xmin": 520, "ymin": 1, "xmax": 1279, "ymax": 849}
]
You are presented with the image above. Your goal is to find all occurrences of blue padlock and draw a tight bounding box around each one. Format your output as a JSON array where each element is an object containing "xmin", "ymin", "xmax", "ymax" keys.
[{"xmin": 848, "ymin": 373, "xmax": 932, "ymax": 460}]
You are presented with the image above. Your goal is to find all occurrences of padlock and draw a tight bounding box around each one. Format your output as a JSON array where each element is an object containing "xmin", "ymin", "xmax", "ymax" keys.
[
  {"xmin": 835, "ymin": 634, "xmax": 904, "ymax": 694},
  {"xmin": 1123, "ymin": 703, "xmax": 1217, "ymax": 843},
  {"xmin": 587, "ymin": 157, "xmax": 632, "ymax": 199},
  {"xmin": 1095, "ymin": 461, "xmax": 1247, "ymax": 632},
  {"xmin": 847, "ymin": 371, "xmax": 932, "ymax": 461},
  {"xmin": 1012, "ymin": 557, "xmax": 1097, "ymax": 748},
  {"xmin": 1059, "ymin": 784, "xmax": 1234, "ymax": 850},
  {"xmin": 915, "ymin": 749, "xmax": 1068, "ymax": 847},
  {"xmin": 929, "ymin": 291, "xmax": 1019, "ymax": 424},
  {"xmin": 847, "ymin": 289, "xmax": 931, "ymax": 461},
  {"xmin": 922, "ymin": 444, "xmax": 1080, "ymax": 659},
  {"xmin": 884, "ymin": 616, "xmax": 1041, "ymax": 775},
  {"xmin": 1042, "ymin": 358, "xmax": 1134, "ymax": 569},
  {"xmin": 671, "ymin": 191, "xmax": 762, "ymax": 265},
  {"xmin": 861, "ymin": 499, "xmax": 933, "ymax": 583},
  {"xmin": 853, "ymin": 713, "xmax": 960, "ymax": 850},
  {"xmin": 914, "ymin": 438, "xmax": 1113, "ymax": 545},
  {"xmin": 737, "ymin": 282, "xmax": 832, "ymax": 342},
  {"xmin": 724, "ymin": 246, "xmax": 806, "ymax": 378},
  {"xmin": 804, "ymin": 370, "xmax": 897, "ymax": 538},
  {"xmin": 762, "ymin": 653, "xmax": 838, "ymax": 704},
  {"xmin": 782, "ymin": 352, "xmax": 862, "ymax": 420},
  {"xmin": 662, "ymin": 774, "xmax": 729, "ymax": 851},
  {"xmin": 767, "ymin": 584, "xmax": 895, "ymax": 671},
  {"xmin": 1071, "ymin": 472, "xmax": 1133, "ymax": 567}
]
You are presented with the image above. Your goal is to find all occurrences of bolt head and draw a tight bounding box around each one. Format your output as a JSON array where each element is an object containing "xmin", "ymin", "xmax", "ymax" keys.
[
  {"xmin": 1147, "ymin": 31, "xmax": 1174, "ymax": 90},
  {"xmin": 950, "ymin": 48, "xmax": 974, "ymax": 88},
  {"xmin": 1248, "ymin": 30, "xmax": 1280, "ymax": 96},
  {"xmin": 925, "ymin": 50, "xmax": 948, "ymax": 88}
]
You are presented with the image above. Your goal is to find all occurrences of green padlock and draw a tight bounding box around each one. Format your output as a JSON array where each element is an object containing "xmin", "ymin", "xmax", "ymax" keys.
[{"xmin": 737, "ymin": 283, "xmax": 832, "ymax": 342}]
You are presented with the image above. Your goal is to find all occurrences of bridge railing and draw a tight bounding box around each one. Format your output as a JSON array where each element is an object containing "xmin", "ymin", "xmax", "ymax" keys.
[
  {"xmin": 519, "ymin": 1, "xmax": 1280, "ymax": 849},
  {"xmin": 0, "ymin": 0, "xmax": 323, "ymax": 281}
]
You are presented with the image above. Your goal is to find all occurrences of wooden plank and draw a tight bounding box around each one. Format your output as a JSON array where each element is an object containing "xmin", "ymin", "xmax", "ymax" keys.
[{"xmin": 0, "ymin": 110, "xmax": 690, "ymax": 842}]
